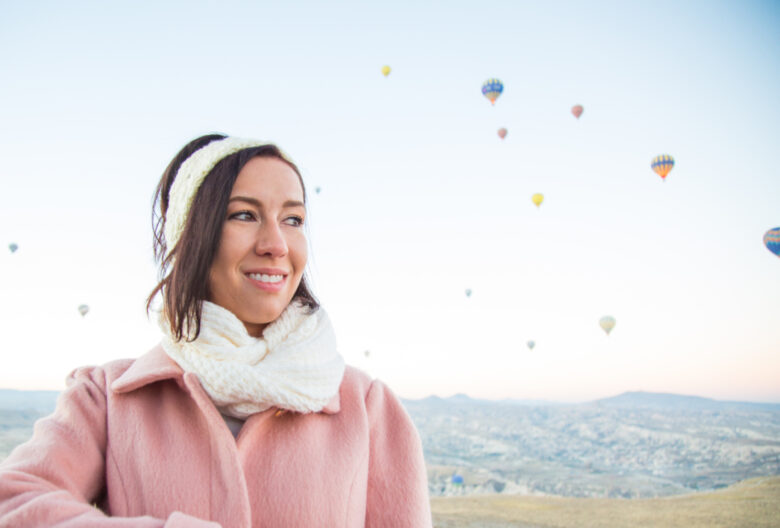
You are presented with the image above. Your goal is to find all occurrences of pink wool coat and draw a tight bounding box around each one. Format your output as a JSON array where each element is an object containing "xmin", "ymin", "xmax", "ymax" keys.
[{"xmin": 0, "ymin": 346, "xmax": 432, "ymax": 527}]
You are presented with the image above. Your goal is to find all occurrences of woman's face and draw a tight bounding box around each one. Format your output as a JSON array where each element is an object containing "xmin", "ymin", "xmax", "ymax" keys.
[{"xmin": 207, "ymin": 156, "xmax": 307, "ymax": 337}]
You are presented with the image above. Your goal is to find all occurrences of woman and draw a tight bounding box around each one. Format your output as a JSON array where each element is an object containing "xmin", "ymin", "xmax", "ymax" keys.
[{"xmin": 0, "ymin": 134, "xmax": 432, "ymax": 527}]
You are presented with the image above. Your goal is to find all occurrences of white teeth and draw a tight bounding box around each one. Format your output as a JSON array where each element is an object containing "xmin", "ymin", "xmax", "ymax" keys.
[{"xmin": 248, "ymin": 273, "xmax": 284, "ymax": 283}]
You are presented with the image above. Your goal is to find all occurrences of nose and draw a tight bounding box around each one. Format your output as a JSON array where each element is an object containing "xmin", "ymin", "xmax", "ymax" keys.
[{"xmin": 254, "ymin": 221, "xmax": 288, "ymax": 258}]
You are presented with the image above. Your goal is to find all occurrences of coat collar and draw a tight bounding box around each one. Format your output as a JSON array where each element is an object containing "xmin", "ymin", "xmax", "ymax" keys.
[{"xmin": 110, "ymin": 344, "xmax": 341, "ymax": 414}]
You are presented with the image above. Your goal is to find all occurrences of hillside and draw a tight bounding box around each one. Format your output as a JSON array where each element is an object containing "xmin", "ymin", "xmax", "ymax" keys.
[
  {"xmin": 431, "ymin": 476, "xmax": 780, "ymax": 528},
  {"xmin": 404, "ymin": 392, "xmax": 780, "ymax": 498}
]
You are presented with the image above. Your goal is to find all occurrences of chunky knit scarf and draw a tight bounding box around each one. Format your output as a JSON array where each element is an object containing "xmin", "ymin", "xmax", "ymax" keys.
[{"xmin": 159, "ymin": 301, "xmax": 345, "ymax": 419}]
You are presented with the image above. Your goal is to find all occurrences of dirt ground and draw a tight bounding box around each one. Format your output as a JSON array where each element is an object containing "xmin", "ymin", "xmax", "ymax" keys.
[{"xmin": 431, "ymin": 476, "xmax": 780, "ymax": 528}]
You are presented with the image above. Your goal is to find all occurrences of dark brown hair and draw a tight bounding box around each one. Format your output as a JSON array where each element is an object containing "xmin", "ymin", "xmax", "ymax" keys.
[{"xmin": 146, "ymin": 134, "xmax": 319, "ymax": 341}]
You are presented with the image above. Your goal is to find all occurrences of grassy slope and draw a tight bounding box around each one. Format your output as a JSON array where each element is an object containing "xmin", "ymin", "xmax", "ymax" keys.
[{"xmin": 431, "ymin": 476, "xmax": 780, "ymax": 528}]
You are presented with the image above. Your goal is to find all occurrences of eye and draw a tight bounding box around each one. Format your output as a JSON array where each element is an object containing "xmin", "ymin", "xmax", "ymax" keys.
[
  {"xmin": 229, "ymin": 210, "xmax": 256, "ymax": 221},
  {"xmin": 283, "ymin": 215, "xmax": 304, "ymax": 227}
]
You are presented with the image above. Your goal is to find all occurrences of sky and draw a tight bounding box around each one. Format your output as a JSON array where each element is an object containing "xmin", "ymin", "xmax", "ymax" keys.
[{"xmin": 0, "ymin": 0, "xmax": 778, "ymax": 402}]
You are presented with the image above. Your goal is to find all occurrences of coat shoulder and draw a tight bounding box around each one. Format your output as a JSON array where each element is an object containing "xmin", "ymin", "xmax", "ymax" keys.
[
  {"xmin": 65, "ymin": 358, "xmax": 135, "ymax": 390},
  {"xmin": 339, "ymin": 365, "xmax": 373, "ymax": 402}
]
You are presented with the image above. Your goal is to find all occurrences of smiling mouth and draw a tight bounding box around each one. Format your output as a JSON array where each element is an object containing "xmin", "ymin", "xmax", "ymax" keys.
[{"xmin": 247, "ymin": 273, "xmax": 285, "ymax": 283}]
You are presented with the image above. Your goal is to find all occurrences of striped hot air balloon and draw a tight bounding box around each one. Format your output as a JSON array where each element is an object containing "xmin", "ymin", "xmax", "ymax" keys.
[
  {"xmin": 764, "ymin": 227, "xmax": 780, "ymax": 258},
  {"xmin": 481, "ymin": 78, "xmax": 503, "ymax": 105},
  {"xmin": 651, "ymin": 154, "xmax": 675, "ymax": 181}
]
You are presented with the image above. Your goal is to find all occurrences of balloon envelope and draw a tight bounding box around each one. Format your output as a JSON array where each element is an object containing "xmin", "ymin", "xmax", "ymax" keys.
[
  {"xmin": 532, "ymin": 193, "xmax": 544, "ymax": 207},
  {"xmin": 78, "ymin": 304, "xmax": 90, "ymax": 317},
  {"xmin": 651, "ymin": 154, "xmax": 675, "ymax": 180},
  {"xmin": 599, "ymin": 316, "xmax": 616, "ymax": 336},
  {"xmin": 527, "ymin": 340, "xmax": 536, "ymax": 351},
  {"xmin": 571, "ymin": 105, "xmax": 583, "ymax": 119},
  {"xmin": 315, "ymin": 186, "xmax": 321, "ymax": 194},
  {"xmin": 764, "ymin": 227, "xmax": 780, "ymax": 257},
  {"xmin": 497, "ymin": 128, "xmax": 507, "ymax": 139},
  {"xmin": 481, "ymin": 78, "xmax": 503, "ymax": 105},
  {"xmin": 465, "ymin": 288, "xmax": 472, "ymax": 298},
  {"xmin": 381, "ymin": 65, "xmax": 391, "ymax": 77},
  {"xmin": 452, "ymin": 474, "xmax": 464, "ymax": 485},
  {"xmin": 364, "ymin": 350, "xmax": 370, "ymax": 358},
  {"xmin": 8, "ymin": 243, "xmax": 18, "ymax": 253}
]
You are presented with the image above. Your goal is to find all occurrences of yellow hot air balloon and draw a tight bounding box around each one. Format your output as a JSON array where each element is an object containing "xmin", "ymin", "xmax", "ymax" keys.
[
  {"xmin": 599, "ymin": 316, "xmax": 616, "ymax": 336},
  {"xmin": 651, "ymin": 154, "xmax": 674, "ymax": 181},
  {"xmin": 381, "ymin": 65, "xmax": 391, "ymax": 77},
  {"xmin": 532, "ymin": 193, "xmax": 544, "ymax": 208}
]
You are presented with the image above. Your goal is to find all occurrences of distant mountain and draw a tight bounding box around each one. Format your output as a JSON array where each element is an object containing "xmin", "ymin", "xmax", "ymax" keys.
[
  {"xmin": 594, "ymin": 391, "xmax": 780, "ymax": 412},
  {"xmin": 0, "ymin": 389, "xmax": 59, "ymax": 415}
]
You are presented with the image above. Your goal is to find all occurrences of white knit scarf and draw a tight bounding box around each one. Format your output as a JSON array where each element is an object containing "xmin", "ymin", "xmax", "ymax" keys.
[{"xmin": 159, "ymin": 301, "xmax": 345, "ymax": 419}]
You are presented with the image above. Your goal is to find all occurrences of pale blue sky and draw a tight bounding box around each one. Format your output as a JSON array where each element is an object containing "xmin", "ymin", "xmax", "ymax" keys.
[{"xmin": 1, "ymin": 0, "xmax": 778, "ymax": 401}]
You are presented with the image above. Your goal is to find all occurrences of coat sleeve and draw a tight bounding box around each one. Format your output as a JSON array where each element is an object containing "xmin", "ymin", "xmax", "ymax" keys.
[
  {"xmin": 0, "ymin": 367, "xmax": 220, "ymax": 528},
  {"xmin": 364, "ymin": 379, "xmax": 432, "ymax": 528}
]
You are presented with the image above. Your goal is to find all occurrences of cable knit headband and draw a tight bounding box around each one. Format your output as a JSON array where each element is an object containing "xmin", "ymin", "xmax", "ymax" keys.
[{"xmin": 164, "ymin": 136, "xmax": 293, "ymax": 252}]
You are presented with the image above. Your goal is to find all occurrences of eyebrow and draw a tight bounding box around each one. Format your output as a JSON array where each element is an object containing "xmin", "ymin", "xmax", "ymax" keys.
[{"xmin": 228, "ymin": 196, "xmax": 305, "ymax": 209}]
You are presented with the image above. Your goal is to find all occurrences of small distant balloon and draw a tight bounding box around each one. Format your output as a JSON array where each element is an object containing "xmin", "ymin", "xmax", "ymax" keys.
[
  {"xmin": 651, "ymin": 154, "xmax": 675, "ymax": 181},
  {"xmin": 527, "ymin": 340, "xmax": 536, "ymax": 351},
  {"xmin": 465, "ymin": 288, "xmax": 472, "ymax": 298},
  {"xmin": 481, "ymin": 78, "xmax": 504, "ymax": 105},
  {"xmin": 381, "ymin": 65, "xmax": 391, "ymax": 77},
  {"xmin": 532, "ymin": 193, "xmax": 544, "ymax": 208},
  {"xmin": 599, "ymin": 316, "xmax": 616, "ymax": 336},
  {"xmin": 8, "ymin": 243, "xmax": 18, "ymax": 253},
  {"xmin": 364, "ymin": 350, "xmax": 370, "ymax": 358},
  {"xmin": 571, "ymin": 105, "xmax": 584, "ymax": 119},
  {"xmin": 315, "ymin": 186, "xmax": 321, "ymax": 195},
  {"xmin": 452, "ymin": 474, "xmax": 464, "ymax": 486},
  {"xmin": 497, "ymin": 128, "xmax": 507, "ymax": 139},
  {"xmin": 764, "ymin": 227, "xmax": 780, "ymax": 257},
  {"xmin": 78, "ymin": 304, "xmax": 90, "ymax": 317}
]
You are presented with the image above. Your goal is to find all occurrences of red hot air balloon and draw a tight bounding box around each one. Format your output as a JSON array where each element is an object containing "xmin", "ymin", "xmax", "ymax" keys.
[
  {"xmin": 497, "ymin": 128, "xmax": 507, "ymax": 139},
  {"xmin": 571, "ymin": 105, "xmax": 583, "ymax": 119}
]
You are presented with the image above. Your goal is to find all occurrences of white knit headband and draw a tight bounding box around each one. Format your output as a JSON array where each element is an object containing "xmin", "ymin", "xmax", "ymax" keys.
[{"xmin": 164, "ymin": 136, "xmax": 292, "ymax": 251}]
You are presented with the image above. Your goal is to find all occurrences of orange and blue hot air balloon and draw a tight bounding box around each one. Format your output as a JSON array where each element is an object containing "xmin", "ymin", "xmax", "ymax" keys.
[
  {"xmin": 764, "ymin": 227, "xmax": 780, "ymax": 258},
  {"xmin": 481, "ymin": 78, "xmax": 503, "ymax": 105},
  {"xmin": 651, "ymin": 154, "xmax": 675, "ymax": 181}
]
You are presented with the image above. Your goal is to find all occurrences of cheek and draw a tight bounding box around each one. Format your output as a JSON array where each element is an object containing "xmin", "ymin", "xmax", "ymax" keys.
[{"xmin": 290, "ymin": 233, "xmax": 308, "ymax": 273}]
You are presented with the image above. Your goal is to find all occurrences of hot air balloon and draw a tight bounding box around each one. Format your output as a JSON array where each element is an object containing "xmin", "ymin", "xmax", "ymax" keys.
[
  {"xmin": 481, "ymin": 78, "xmax": 503, "ymax": 105},
  {"xmin": 527, "ymin": 340, "xmax": 536, "ymax": 351},
  {"xmin": 78, "ymin": 304, "xmax": 90, "ymax": 317},
  {"xmin": 452, "ymin": 474, "xmax": 464, "ymax": 486},
  {"xmin": 651, "ymin": 154, "xmax": 674, "ymax": 181},
  {"xmin": 315, "ymin": 186, "xmax": 321, "ymax": 195},
  {"xmin": 571, "ymin": 105, "xmax": 583, "ymax": 119},
  {"xmin": 497, "ymin": 128, "xmax": 507, "ymax": 139},
  {"xmin": 381, "ymin": 65, "xmax": 391, "ymax": 77},
  {"xmin": 764, "ymin": 227, "xmax": 780, "ymax": 257},
  {"xmin": 465, "ymin": 288, "xmax": 472, "ymax": 298},
  {"xmin": 8, "ymin": 243, "xmax": 18, "ymax": 253},
  {"xmin": 599, "ymin": 316, "xmax": 616, "ymax": 336},
  {"xmin": 532, "ymin": 193, "xmax": 544, "ymax": 208},
  {"xmin": 364, "ymin": 350, "xmax": 370, "ymax": 358}
]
